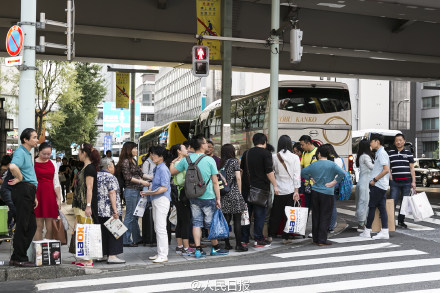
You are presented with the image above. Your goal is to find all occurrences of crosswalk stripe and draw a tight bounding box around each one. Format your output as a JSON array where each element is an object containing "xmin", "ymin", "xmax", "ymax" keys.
[
  {"xmin": 84, "ymin": 259, "xmax": 440, "ymax": 293},
  {"xmin": 273, "ymin": 242, "xmax": 398, "ymax": 258},
  {"xmin": 337, "ymin": 208, "xmax": 435, "ymax": 231},
  {"xmin": 330, "ymin": 236, "xmax": 375, "ymax": 243},
  {"xmin": 37, "ymin": 249, "xmax": 424, "ymax": 291},
  {"xmin": 252, "ymin": 271, "xmax": 440, "ymax": 293},
  {"xmin": 431, "ymin": 204, "xmax": 440, "ymax": 209},
  {"xmin": 400, "ymin": 290, "xmax": 440, "ymax": 293},
  {"xmin": 405, "ymin": 214, "xmax": 440, "ymax": 225}
]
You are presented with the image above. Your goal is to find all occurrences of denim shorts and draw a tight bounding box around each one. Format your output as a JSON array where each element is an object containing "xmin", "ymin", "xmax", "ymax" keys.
[{"xmin": 189, "ymin": 198, "xmax": 216, "ymax": 229}]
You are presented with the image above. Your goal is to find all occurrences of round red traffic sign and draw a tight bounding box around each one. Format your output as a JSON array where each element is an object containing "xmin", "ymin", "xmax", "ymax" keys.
[{"xmin": 6, "ymin": 25, "xmax": 24, "ymax": 57}]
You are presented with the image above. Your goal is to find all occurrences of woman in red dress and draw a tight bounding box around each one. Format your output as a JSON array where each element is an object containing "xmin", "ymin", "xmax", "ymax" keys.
[{"xmin": 34, "ymin": 142, "xmax": 62, "ymax": 240}]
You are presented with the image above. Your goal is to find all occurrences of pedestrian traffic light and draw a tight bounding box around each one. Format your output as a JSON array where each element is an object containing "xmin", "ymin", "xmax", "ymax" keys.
[
  {"xmin": 290, "ymin": 28, "xmax": 303, "ymax": 63},
  {"xmin": 192, "ymin": 45, "xmax": 209, "ymax": 77}
]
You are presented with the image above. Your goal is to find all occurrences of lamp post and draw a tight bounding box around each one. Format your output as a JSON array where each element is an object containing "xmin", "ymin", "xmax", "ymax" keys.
[{"xmin": 397, "ymin": 98, "xmax": 410, "ymax": 130}]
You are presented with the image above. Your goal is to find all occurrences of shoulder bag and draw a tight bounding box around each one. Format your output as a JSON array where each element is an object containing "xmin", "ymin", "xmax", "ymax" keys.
[
  {"xmin": 304, "ymin": 154, "xmax": 316, "ymax": 195},
  {"xmin": 246, "ymin": 149, "xmax": 270, "ymax": 207}
]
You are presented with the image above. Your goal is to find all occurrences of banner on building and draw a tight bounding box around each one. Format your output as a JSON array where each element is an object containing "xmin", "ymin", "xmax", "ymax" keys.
[
  {"xmin": 115, "ymin": 72, "xmax": 130, "ymax": 109},
  {"xmin": 196, "ymin": 0, "xmax": 221, "ymax": 60}
]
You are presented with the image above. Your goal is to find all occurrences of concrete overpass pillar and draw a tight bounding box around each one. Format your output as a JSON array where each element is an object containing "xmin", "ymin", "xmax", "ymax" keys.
[
  {"xmin": 18, "ymin": 0, "xmax": 37, "ymax": 140},
  {"xmin": 268, "ymin": 0, "xmax": 280, "ymax": 150},
  {"xmin": 221, "ymin": 0, "xmax": 232, "ymax": 146}
]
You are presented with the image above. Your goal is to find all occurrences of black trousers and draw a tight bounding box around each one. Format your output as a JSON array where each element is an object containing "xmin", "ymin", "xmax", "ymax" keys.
[
  {"xmin": 224, "ymin": 213, "xmax": 242, "ymax": 247},
  {"xmin": 99, "ymin": 216, "xmax": 123, "ymax": 256},
  {"xmin": 60, "ymin": 181, "xmax": 70, "ymax": 201},
  {"xmin": 175, "ymin": 200, "xmax": 191, "ymax": 240},
  {"xmin": 11, "ymin": 182, "xmax": 37, "ymax": 262},
  {"xmin": 311, "ymin": 190, "xmax": 334, "ymax": 245},
  {"xmin": 269, "ymin": 193, "xmax": 294, "ymax": 239},
  {"xmin": 366, "ymin": 186, "xmax": 388, "ymax": 229}
]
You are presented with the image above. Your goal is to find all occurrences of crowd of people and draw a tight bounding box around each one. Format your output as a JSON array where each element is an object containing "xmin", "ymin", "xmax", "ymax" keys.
[{"xmin": 0, "ymin": 128, "xmax": 416, "ymax": 267}]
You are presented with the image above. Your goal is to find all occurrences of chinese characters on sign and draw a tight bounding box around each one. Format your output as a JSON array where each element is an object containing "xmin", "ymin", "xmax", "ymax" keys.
[{"xmin": 196, "ymin": 0, "xmax": 221, "ymax": 60}]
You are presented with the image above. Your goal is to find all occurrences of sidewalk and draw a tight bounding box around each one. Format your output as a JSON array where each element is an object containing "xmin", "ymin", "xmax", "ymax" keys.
[{"xmin": 0, "ymin": 202, "xmax": 348, "ymax": 282}]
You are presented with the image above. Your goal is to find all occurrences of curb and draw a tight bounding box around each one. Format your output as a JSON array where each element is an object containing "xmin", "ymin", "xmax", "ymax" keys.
[{"xmin": 0, "ymin": 219, "xmax": 349, "ymax": 282}]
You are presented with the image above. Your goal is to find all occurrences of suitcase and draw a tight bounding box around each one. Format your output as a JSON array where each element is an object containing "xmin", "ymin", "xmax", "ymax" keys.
[{"xmin": 142, "ymin": 203, "xmax": 157, "ymax": 246}]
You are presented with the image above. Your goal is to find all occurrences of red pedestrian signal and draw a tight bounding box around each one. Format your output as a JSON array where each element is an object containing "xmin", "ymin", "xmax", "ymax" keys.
[{"xmin": 192, "ymin": 45, "xmax": 209, "ymax": 77}]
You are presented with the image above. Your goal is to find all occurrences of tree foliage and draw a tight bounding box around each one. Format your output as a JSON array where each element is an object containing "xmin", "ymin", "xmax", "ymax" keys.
[{"xmin": 49, "ymin": 63, "xmax": 106, "ymax": 155}]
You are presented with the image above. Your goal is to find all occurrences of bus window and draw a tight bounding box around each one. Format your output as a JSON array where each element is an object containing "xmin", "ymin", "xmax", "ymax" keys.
[{"xmin": 278, "ymin": 88, "xmax": 351, "ymax": 114}]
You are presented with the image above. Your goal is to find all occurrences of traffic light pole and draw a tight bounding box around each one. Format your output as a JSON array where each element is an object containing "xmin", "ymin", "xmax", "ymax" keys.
[
  {"xmin": 18, "ymin": 0, "xmax": 37, "ymax": 142},
  {"xmin": 269, "ymin": 0, "xmax": 280, "ymax": 150},
  {"xmin": 221, "ymin": 0, "xmax": 232, "ymax": 146}
]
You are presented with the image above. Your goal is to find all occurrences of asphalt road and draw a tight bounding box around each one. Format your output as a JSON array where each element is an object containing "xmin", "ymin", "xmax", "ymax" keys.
[{"xmin": 3, "ymin": 189, "xmax": 440, "ymax": 293}]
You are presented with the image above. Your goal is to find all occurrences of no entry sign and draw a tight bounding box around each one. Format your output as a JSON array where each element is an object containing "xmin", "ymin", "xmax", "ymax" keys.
[{"xmin": 6, "ymin": 25, "xmax": 24, "ymax": 57}]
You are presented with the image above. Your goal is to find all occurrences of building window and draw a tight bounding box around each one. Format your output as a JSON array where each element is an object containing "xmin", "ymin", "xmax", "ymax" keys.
[
  {"xmin": 422, "ymin": 96, "xmax": 439, "ymax": 109},
  {"xmin": 147, "ymin": 114, "xmax": 154, "ymax": 121},
  {"xmin": 422, "ymin": 118, "xmax": 439, "ymax": 130},
  {"xmin": 141, "ymin": 114, "xmax": 146, "ymax": 121},
  {"xmin": 422, "ymin": 141, "xmax": 438, "ymax": 156},
  {"xmin": 98, "ymin": 112, "xmax": 103, "ymax": 120}
]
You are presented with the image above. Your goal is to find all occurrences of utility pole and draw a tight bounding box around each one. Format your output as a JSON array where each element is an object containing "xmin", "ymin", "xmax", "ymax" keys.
[
  {"xmin": 221, "ymin": 0, "xmax": 232, "ymax": 145},
  {"xmin": 268, "ymin": 0, "xmax": 280, "ymax": 150},
  {"xmin": 18, "ymin": 0, "xmax": 37, "ymax": 140}
]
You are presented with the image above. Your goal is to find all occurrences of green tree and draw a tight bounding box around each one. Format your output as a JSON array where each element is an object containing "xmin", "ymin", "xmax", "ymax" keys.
[{"xmin": 49, "ymin": 63, "xmax": 106, "ymax": 154}]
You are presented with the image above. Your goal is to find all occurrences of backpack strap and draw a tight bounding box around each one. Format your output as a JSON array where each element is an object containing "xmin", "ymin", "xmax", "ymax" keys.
[{"xmin": 193, "ymin": 154, "xmax": 207, "ymax": 165}]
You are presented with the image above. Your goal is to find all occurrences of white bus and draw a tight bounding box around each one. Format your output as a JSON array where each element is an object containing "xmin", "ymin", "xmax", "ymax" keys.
[{"xmin": 194, "ymin": 80, "xmax": 352, "ymax": 163}]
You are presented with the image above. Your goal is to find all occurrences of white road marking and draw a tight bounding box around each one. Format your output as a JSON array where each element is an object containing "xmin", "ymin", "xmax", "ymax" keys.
[{"xmin": 84, "ymin": 259, "xmax": 440, "ymax": 293}]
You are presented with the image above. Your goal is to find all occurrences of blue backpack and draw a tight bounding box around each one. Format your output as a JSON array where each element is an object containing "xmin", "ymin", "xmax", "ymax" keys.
[{"xmin": 338, "ymin": 159, "xmax": 353, "ymax": 201}]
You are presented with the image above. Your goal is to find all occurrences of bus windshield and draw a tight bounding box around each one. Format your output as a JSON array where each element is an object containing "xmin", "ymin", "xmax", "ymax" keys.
[{"xmin": 278, "ymin": 88, "xmax": 350, "ymax": 114}]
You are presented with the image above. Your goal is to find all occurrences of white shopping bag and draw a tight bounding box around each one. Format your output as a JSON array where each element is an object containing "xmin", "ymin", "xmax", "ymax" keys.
[
  {"xmin": 75, "ymin": 221, "xmax": 103, "ymax": 259},
  {"xmin": 409, "ymin": 191, "xmax": 434, "ymax": 222},
  {"xmin": 400, "ymin": 195, "xmax": 413, "ymax": 216},
  {"xmin": 241, "ymin": 205, "xmax": 250, "ymax": 226},
  {"xmin": 133, "ymin": 197, "xmax": 148, "ymax": 217},
  {"xmin": 104, "ymin": 217, "xmax": 128, "ymax": 240},
  {"xmin": 168, "ymin": 206, "xmax": 177, "ymax": 226},
  {"xmin": 284, "ymin": 202, "xmax": 309, "ymax": 235}
]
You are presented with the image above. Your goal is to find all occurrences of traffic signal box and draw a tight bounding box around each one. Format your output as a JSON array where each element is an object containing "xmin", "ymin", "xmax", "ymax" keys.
[{"xmin": 192, "ymin": 45, "xmax": 209, "ymax": 77}]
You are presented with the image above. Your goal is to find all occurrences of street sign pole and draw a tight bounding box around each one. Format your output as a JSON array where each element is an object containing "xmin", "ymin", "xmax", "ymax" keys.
[
  {"xmin": 130, "ymin": 72, "xmax": 135, "ymax": 141},
  {"xmin": 269, "ymin": 0, "xmax": 280, "ymax": 150},
  {"xmin": 18, "ymin": 0, "xmax": 37, "ymax": 144}
]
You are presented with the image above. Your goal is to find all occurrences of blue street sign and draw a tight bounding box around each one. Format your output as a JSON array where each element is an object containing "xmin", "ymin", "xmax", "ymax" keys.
[
  {"xmin": 114, "ymin": 125, "xmax": 124, "ymax": 138},
  {"xmin": 104, "ymin": 135, "xmax": 113, "ymax": 153}
]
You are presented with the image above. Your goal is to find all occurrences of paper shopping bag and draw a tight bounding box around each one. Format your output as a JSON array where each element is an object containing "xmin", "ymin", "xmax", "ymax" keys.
[
  {"xmin": 283, "ymin": 205, "xmax": 309, "ymax": 236},
  {"xmin": 409, "ymin": 192, "xmax": 434, "ymax": 221},
  {"xmin": 400, "ymin": 195, "xmax": 412, "ymax": 216},
  {"xmin": 75, "ymin": 222, "xmax": 103, "ymax": 259},
  {"xmin": 372, "ymin": 199, "xmax": 395, "ymax": 233},
  {"xmin": 241, "ymin": 205, "xmax": 250, "ymax": 226},
  {"xmin": 104, "ymin": 218, "xmax": 128, "ymax": 240}
]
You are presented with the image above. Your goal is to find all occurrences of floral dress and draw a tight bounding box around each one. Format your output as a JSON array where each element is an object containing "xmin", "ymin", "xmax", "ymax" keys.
[{"xmin": 220, "ymin": 158, "xmax": 247, "ymax": 214}]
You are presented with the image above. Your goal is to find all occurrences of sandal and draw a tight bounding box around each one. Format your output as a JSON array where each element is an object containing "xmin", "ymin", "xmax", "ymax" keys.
[{"xmin": 72, "ymin": 261, "xmax": 93, "ymax": 267}]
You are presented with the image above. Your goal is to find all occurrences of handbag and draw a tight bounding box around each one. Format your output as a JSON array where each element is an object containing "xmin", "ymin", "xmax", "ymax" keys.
[
  {"xmin": 68, "ymin": 231, "xmax": 76, "ymax": 254},
  {"xmin": 59, "ymin": 173, "xmax": 67, "ymax": 183},
  {"xmin": 304, "ymin": 154, "xmax": 316, "ymax": 195},
  {"xmin": 241, "ymin": 204, "xmax": 250, "ymax": 226},
  {"xmin": 246, "ymin": 150, "xmax": 270, "ymax": 207},
  {"xmin": 52, "ymin": 218, "xmax": 67, "ymax": 245},
  {"xmin": 218, "ymin": 159, "xmax": 234, "ymax": 197}
]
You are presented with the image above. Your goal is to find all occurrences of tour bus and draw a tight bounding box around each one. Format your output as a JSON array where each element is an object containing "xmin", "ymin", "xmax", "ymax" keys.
[
  {"xmin": 138, "ymin": 120, "xmax": 192, "ymax": 164},
  {"xmin": 194, "ymin": 80, "xmax": 352, "ymax": 164},
  {"xmin": 351, "ymin": 129, "xmax": 402, "ymax": 184}
]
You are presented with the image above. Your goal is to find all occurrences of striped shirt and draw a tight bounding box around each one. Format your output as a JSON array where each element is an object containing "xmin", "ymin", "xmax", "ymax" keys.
[{"xmin": 388, "ymin": 148, "xmax": 414, "ymax": 183}]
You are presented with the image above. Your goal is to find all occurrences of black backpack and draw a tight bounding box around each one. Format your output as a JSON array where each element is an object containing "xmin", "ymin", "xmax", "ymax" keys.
[{"xmin": 218, "ymin": 159, "xmax": 234, "ymax": 196}]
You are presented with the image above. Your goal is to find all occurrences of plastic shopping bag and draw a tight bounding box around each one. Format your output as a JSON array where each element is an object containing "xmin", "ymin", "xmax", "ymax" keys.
[
  {"xmin": 283, "ymin": 201, "xmax": 309, "ymax": 236},
  {"xmin": 75, "ymin": 218, "xmax": 103, "ymax": 259},
  {"xmin": 400, "ymin": 195, "xmax": 412, "ymax": 216},
  {"xmin": 208, "ymin": 209, "xmax": 230, "ymax": 240},
  {"xmin": 409, "ymin": 191, "xmax": 434, "ymax": 222},
  {"xmin": 241, "ymin": 205, "xmax": 250, "ymax": 226}
]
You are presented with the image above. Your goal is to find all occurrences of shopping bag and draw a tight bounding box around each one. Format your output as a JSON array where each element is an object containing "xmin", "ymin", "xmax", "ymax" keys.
[
  {"xmin": 400, "ymin": 196, "xmax": 412, "ymax": 216},
  {"xmin": 52, "ymin": 218, "xmax": 67, "ymax": 245},
  {"xmin": 104, "ymin": 217, "xmax": 128, "ymax": 239},
  {"xmin": 208, "ymin": 209, "xmax": 229, "ymax": 240},
  {"xmin": 168, "ymin": 206, "xmax": 177, "ymax": 226},
  {"xmin": 283, "ymin": 201, "xmax": 309, "ymax": 236},
  {"xmin": 75, "ymin": 218, "xmax": 103, "ymax": 259},
  {"xmin": 59, "ymin": 211, "xmax": 69, "ymax": 231},
  {"xmin": 241, "ymin": 205, "xmax": 250, "ymax": 226},
  {"xmin": 409, "ymin": 192, "xmax": 434, "ymax": 222},
  {"xmin": 372, "ymin": 199, "xmax": 395, "ymax": 233}
]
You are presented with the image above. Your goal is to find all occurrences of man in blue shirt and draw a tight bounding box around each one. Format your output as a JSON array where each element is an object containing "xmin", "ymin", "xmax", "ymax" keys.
[
  {"xmin": 8, "ymin": 128, "xmax": 39, "ymax": 267},
  {"xmin": 170, "ymin": 134, "xmax": 228, "ymax": 259},
  {"xmin": 360, "ymin": 133, "xmax": 390, "ymax": 240}
]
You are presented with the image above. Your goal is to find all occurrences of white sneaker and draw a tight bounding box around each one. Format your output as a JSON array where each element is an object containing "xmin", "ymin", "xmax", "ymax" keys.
[
  {"xmin": 152, "ymin": 256, "xmax": 168, "ymax": 263},
  {"xmin": 372, "ymin": 229, "xmax": 389, "ymax": 240},
  {"xmin": 107, "ymin": 256, "xmax": 126, "ymax": 264},
  {"xmin": 149, "ymin": 255, "xmax": 158, "ymax": 260},
  {"xmin": 359, "ymin": 228, "xmax": 371, "ymax": 238}
]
